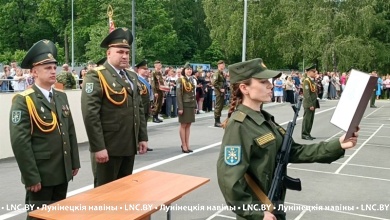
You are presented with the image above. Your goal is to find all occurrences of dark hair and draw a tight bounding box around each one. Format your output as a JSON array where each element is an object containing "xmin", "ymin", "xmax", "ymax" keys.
[
  {"xmin": 181, "ymin": 67, "xmax": 192, "ymax": 76},
  {"xmin": 221, "ymin": 78, "xmax": 252, "ymax": 128}
]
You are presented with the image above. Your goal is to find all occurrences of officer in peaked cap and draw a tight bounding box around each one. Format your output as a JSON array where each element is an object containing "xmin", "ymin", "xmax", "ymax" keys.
[
  {"xmin": 100, "ymin": 27, "xmax": 133, "ymax": 49},
  {"xmin": 10, "ymin": 39, "xmax": 80, "ymax": 218},
  {"xmin": 21, "ymin": 40, "xmax": 57, "ymax": 69},
  {"xmin": 212, "ymin": 60, "xmax": 227, "ymax": 127},
  {"xmin": 151, "ymin": 60, "xmax": 164, "ymax": 123},
  {"xmin": 302, "ymin": 63, "xmax": 318, "ymax": 140},
  {"xmin": 135, "ymin": 59, "xmax": 153, "ymax": 152},
  {"xmin": 81, "ymin": 28, "xmax": 149, "ymax": 187}
]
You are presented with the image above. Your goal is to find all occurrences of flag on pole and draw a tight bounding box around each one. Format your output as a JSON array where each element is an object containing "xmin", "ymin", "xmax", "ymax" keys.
[{"xmin": 107, "ymin": 5, "xmax": 115, "ymax": 33}]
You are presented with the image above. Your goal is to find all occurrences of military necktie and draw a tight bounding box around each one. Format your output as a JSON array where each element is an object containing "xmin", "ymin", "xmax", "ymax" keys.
[
  {"xmin": 49, "ymin": 92, "xmax": 54, "ymax": 105},
  {"xmin": 119, "ymin": 70, "xmax": 129, "ymax": 84},
  {"xmin": 49, "ymin": 91, "xmax": 57, "ymax": 113}
]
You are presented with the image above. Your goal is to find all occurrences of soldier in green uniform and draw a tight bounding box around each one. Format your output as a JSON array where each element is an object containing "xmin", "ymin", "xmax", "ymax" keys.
[
  {"xmin": 9, "ymin": 40, "xmax": 80, "ymax": 219},
  {"xmin": 81, "ymin": 28, "xmax": 148, "ymax": 187},
  {"xmin": 151, "ymin": 60, "xmax": 164, "ymax": 123},
  {"xmin": 56, "ymin": 63, "xmax": 76, "ymax": 89},
  {"xmin": 217, "ymin": 58, "xmax": 359, "ymax": 220},
  {"xmin": 301, "ymin": 64, "xmax": 318, "ymax": 140},
  {"xmin": 370, "ymin": 71, "xmax": 378, "ymax": 108},
  {"xmin": 176, "ymin": 63, "xmax": 197, "ymax": 153},
  {"xmin": 212, "ymin": 60, "xmax": 226, "ymax": 127},
  {"xmin": 136, "ymin": 59, "xmax": 153, "ymax": 151}
]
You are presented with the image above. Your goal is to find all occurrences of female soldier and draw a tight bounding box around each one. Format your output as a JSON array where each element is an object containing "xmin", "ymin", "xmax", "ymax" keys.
[
  {"xmin": 217, "ymin": 58, "xmax": 359, "ymax": 220},
  {"xmin": 176, "ymin": 63, "xmax": 197, "ymax": 153}
]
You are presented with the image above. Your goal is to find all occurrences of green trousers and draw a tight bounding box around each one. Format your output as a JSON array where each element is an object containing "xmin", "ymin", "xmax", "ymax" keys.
[
  {"xmin": 96, "ymin": 155, "xmax": 135, "ymax": 187},
  {"xmin": 302, "ymin": 108, "xmax": 315, "ymax": 137},
  {"xmin": 214, "ymin": 90, "xmax": 225, "ymax": 118},
  {"xmin": 26, "ymin": 182, "xmax": 68, "ymax": 220},
  {"xmin": 152, "ymin": 91, "xmax": 163, "ymax": 115},
  {"xmin": 370, "ymin": 91, "xmax": 376, "ymax": 106}
]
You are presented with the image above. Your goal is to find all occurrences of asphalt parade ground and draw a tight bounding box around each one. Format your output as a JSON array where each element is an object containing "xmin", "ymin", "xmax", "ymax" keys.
[{"xmin": 0, "ymin": 100, "xmax": 389, "ymax": 220}]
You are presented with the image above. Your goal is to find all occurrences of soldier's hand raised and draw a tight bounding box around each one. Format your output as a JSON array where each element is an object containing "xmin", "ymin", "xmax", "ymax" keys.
[
  {"xmin": 339, "ymin": 132, "xmax": 359, "ymax": 149},
  {"xmin": 95, "ymin": 149, "xmax": 109, "ymax": 163}
]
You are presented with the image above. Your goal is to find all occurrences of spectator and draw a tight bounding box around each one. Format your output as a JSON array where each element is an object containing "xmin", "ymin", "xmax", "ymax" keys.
[
  {"xmin": 322, "ymin": 72, "xmax": 330, "ymax": 100},
  {"xmin": 12, "ymin": 68, "xmax": 27, "ymax": 92},
  {"xmin": 79, "ymin": 67, "xmax": 87, "ymax": 88},
  {"xmin": 340, "ymin": 72, "xmax": 347, "ymax": 93},
  {"xmin": 376, "ymin": 75, "xmax": 383, "ymax": 99},
  {"xmin": 165, "ymin": 68, "xmax": 178, "ymax": 118},
  {"xmin": 273, "ymin": 76, "xmax": 283, "ymax": 103},
  {"xmin": 10, "ymin": 61, "xmax": 18, "ymax": 77},
  {"xmin": 285, "ymin": 76, "xmax": 295, "ymax": 104},
  {"xmin": 1, "ymin": 65, "xmax": 14, "ymax": 92},
  {"xmin": 384, "ymin": 75, "xmax": 390, "ymax": 100},
  {"xmin": 203, "ymin": 71, "xmax": 213, "ymax": 112},
  {"xmin": 195, "ymin": 68, "xmax": 205, "ymax": 114}
]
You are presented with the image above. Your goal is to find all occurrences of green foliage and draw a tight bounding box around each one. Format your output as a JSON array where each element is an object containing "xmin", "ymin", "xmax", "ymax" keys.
[{"xmin": 0, "ymin": 0, "xmax": 389, "ymax": 73}]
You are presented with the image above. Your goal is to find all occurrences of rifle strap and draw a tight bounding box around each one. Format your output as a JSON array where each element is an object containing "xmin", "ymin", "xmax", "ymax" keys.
[{"xmin": 244, "ymin": 174, "xmax": 274, "ymax": 212}]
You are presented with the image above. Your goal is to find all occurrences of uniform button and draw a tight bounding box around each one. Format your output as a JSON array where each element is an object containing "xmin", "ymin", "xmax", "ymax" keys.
[
  {"xmin": 60, "ymin": 123, "xmax": 63, "ymax": 126},
  {"xmin": 64, "ymin": 151, "xmax": 67, "ymax": 154},
  {"xmin": 128, "ymin": 87, "xmax": 131, "ymax": 90},
  {"xmin": 62, "ymin": 132, "xmax": 65, "ymax": 135},
  {"xmin": 64, "ymin": 142, "xmax": 66, "ymax": 145}
]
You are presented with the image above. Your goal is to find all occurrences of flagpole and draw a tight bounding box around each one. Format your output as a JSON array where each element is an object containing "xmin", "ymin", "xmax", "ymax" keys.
[
  {"xmin": 242, "ymin": 0, "xmax": 247, "ymax": 62},
  {"xmin": 71, "ymin": 0, "xmax": 74, "ymax": 68},
  {"xmin": 131, "ymin": 0, "xmax": 136, "ymax": 68}
]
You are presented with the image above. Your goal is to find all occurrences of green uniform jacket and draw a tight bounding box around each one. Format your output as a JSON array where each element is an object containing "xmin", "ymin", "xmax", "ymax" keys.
[
  {"xmin": 137, "ymin": 77, "xmax": 151, "ymax": 117},
  {"xmin": 9, "ymin": 85, "xmax": 80, "ymax": 187},
  {"xmin": 151, "ymin": 70, "xmax": 164, "ymax": 94},
  {"xmin": 217, "ymin": 105, "xmax": 345, "ymax": 220},
  {"xmin": 176, "ymin": 76, "xmax": 197, "ymax": 110},
  {"xmin": 212, "ymin": 70, "xmax": 226, "ymax": 92},
  {"xmin": 81, "ymin": 62, "xmax": 148, "ymax": 156},
  {"xmin": 302, "ymin": 77, "xmax": 318, "ymax": 109}
]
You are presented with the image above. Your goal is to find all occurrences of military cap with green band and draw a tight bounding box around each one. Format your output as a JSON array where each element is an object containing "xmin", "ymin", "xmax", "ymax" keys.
[
  {"xmin": 21, "ymin": 39, "xmax": 57, "ymax": 69},
  {"xmin": 96, "ymin": 57, "xmax": 107, "ymax": 66},
  {"xmin": 305, "ymin": 64, "xmax": 317, "ymax": 71},
  {"xmin": 100, "ymin": 27, "xmax": 133, "ymax": 49},
  {"xmin": 228, "ymin": 58, "xmax": 281, "ymax": 84},
  {"xmin": 136, "ymin": 60, "xmax": 148, "ymax": 68}
]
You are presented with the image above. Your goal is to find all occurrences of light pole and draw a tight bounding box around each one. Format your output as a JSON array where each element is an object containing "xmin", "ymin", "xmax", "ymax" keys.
[
  {"xmin": 71, "ymin": 0, "xmax": 74, "ymax": 68},
  {"xmin": 242, "ymin": 0, "xmax": 247, "ymax": 62},
  {"xmin": 131, "ymin": 0, "xmax": 136, "ymax": 67}
]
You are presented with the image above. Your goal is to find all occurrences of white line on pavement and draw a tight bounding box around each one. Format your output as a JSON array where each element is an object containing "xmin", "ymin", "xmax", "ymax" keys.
[
  {"xmin": 334, "ymin": 124, "xmax": 384, "ymax": 174},
  {"xmin": 294, "ymin": 210, "xmax": 307, "ymax": 220},
  {"xmin": 288, "ymin": 167, "xmax": 390, "ymax": 182},
  {"xmin": 364, "ymin": 106, "xmax": 383, "ymax": 119},
  {"xmin": 332, "ymin": 162, "xmax": 390, "ymax": 170}
]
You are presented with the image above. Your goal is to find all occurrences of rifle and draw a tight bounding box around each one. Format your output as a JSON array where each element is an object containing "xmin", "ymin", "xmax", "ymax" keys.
[{"xmin": 267, "ymin": 98, "xmax": 303, "ymax": 209}]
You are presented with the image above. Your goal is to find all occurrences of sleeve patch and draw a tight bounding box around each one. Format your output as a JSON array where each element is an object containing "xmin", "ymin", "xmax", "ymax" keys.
[
  {"xmin": 11, "ymin": 110, "xmax": 22, "ymax": 124},
  {"xmin": 224, "ymin": 145, "xmax": 241, "ymax": 166}
]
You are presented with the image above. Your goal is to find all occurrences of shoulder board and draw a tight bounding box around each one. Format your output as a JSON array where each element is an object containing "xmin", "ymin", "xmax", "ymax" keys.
[
  {"xmin": 231, "ymin": 110, "xmax": 247, "ymax": 122},
  {"xmin": 53, "ymin": 88, "xmax": 65, "ymax": 93},
  {"xmin": 19, "ymin": 88, "xmax": 34, "ymax": 96},
  {"xmin": 94, "ymin": 66, "xmax": 106, "ymax": 71}
]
